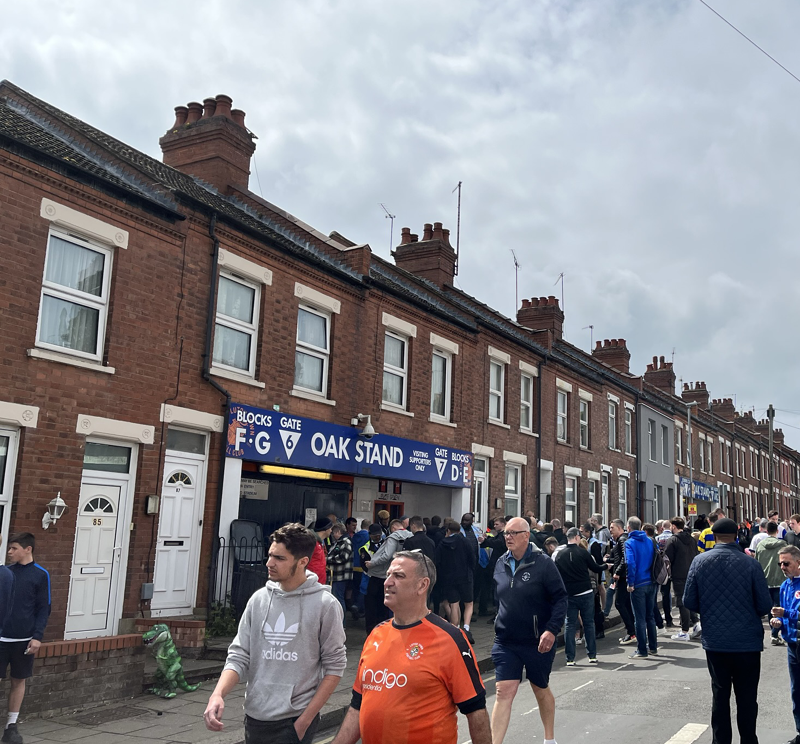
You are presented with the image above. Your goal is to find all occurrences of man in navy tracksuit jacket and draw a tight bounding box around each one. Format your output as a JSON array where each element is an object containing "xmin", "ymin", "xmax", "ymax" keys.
[
  {"xmin": 769, "ymin": 543, "xmax": 800, "ymax": 744},
  {"xmin": 1, "ymin": 533, "xmax": 51, "ymax": 744},
  {"xmin": 684, "ymin": 518, "xmax": 771, "ymax": 744},
  {"xmin": 490, "ymin": 518, "xmax": 567, "ymax": 744}
]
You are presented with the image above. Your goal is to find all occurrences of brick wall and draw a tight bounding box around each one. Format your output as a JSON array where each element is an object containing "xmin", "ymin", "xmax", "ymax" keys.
[
  {"xmin": 0, "ymin": 635, "xmax": 145, "ymax": 717},
  {"xmin": 134, "ymin": 619, "xmax": 205, "ymax": 658}
]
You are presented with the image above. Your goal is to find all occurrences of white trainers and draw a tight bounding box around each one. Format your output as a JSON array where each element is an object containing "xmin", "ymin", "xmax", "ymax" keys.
[
  {"xmin": 671, "ymin": 631, "xmax": 691, "ymax": 641},
  {"xmin": 589, "ymin": 657, "xmax": 598, "ymax": 664},
  {"xmin": 690, "ymin": 622, "xmax": 702, "ymax": 639}
]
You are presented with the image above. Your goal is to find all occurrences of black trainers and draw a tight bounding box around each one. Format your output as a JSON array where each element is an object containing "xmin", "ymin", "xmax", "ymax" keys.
[{"xmin": 2, "ymin": 723, "xmax": 22, "ymax": 744}]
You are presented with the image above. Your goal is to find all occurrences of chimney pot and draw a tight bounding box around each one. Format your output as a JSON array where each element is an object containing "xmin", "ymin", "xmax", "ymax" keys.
[
  {"xmin": 522, "ymin": 299, "xmax": 531, "ymax": 308},
  {"xmin": 171, "ymin": 106, "xmax": 189, "ymax": 129},
  {"xmin": 423, "ymin": 223, "xmax": 433, "ymax": 241},
  {"xmin": 432, "ymin": 222, "xmax": 444, "ymax": 241},
  {"xmin": 410, "ymin": 233, "xmax": 418, "ymax": 243},
  {"xmin": 214, "ymin": 94, "xmax": 234, "ymax": 119},
  {"xmin": 652, "ymin": 356, "xmax": 658, "ymax": 366},
  {"xmin": 595, "ymin": 341, "xmax": 602, "ymax": 350},
  {"xmin": 659, "ymin": 355, "xmax": 665, "ymax": 365},
  {"xmin": 231, "ymin": 109, "xmax": 246, "ymax": 128},
  {"xmin": 202, "ymin": 98, "xmax": 217, "ymax": 119},
  {"xmin": 186, "ymin": 102, "xmax": 203, "ymax": 124}
]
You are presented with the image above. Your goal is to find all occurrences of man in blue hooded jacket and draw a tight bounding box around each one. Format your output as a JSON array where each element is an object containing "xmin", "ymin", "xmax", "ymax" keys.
[
  {"xmin": 769, "ymin": 544, "xmax": 800, "ymax": 744},
  {"xmin": 623, "ymin": 517, "xmax": 657, "ymax": 659},
  {"xmin": 684, "ymin": 518, "xmax": 772, "ymax": 744}
]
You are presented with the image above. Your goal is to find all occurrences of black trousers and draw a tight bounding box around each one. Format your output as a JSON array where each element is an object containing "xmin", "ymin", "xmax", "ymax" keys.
[
  {"xmin": 365, "ymin": 576, "xmax": 391, "ymax": 635},
  {"xmin": 614, "ymin": 578, "xmax": 636, "ymax": 636},
  {"xmin": 672, "ymin": 578, "xmax": 699, "ymax": 632},
  {"xmin": 245, "ymin": 714, "xmax": 319, "ymax": 744},
  {"xmin": 705, "ymin": 650, "xmax": 761, "ymax": 744}
]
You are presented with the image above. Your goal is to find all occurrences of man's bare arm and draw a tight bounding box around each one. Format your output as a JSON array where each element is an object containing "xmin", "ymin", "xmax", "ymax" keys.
[
  {"xmin": 295, "ymin": 675, "xmax": 340, "ymax": 738},
  {"xmin": 466, "ymin": 707, "xmax": 493, "ymax": 744},
  {"xmin": 331, "ymin": 705, "xmax": 361, "ymax": 744}
]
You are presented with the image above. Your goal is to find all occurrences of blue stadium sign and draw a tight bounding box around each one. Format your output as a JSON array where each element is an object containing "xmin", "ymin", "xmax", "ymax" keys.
[
  {"xmin": 226, "ymin": 402, "xmax": 473, "ymax": 488},
  {"xmin": 679, "ymin": 476, "xmax": 719, "ymax": 502}
]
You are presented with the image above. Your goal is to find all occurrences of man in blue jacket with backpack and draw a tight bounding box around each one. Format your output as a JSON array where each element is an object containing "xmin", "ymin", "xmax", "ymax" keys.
[{"xmin": 624, "ymin": 517, "xmax": 658, "ymax": 660}]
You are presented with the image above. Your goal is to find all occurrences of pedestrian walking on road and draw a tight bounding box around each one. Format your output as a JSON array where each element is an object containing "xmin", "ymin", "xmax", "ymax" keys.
[
  {"xmin": 625, "ymin": 517, "xmax": 658, "ymax": 659},
  {"xmin": 664, "ymin": 517, "xmax": 700, "ymax": 641},
  {"xmin": 608, "ymin": 519, "xmax": 637, "ymax": 644},
  {"xmin": 403, "ymin": 515, "xmax": 436, "ymax": 561},
  {"xmin": 364, "ymin": 519, "xmax": 413, "ymax": 634},
  {"xmin": 331, "ymin": 551, "xmax": 491, "ymax": 744},
  {"xmin": 490, "ymin": 517, "xmax": 568, "ymax": 744},
  {"xmin": 754, "ymin": 520, "xmax": 787, "ymax": 646},
  {"xmin": 327, "ymin": 522, "xmax": 353, "ymax": 624},
  {"xmin": 683, "ymin": 518, "xmax": 772, "ymax": 744},
  {"xmin": 769, "ymin": 545, "xmax": 800, "ymax": 744},
  {"xmin": 554, "ymin": 527, "xmax": 606, "ymax": 665},
  {"xmin": 204, "ymin": 523, "xmax": 346, "ymax": 744},
  {"xmin": 435, "ymin": 519, "xmax": 477, "ymax": 643}
]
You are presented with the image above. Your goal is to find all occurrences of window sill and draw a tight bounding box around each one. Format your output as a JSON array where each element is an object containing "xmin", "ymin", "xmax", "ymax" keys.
[
  {"xmin": 429, "ymin": 416, "xmax": 457, "ymax": 428},
  {"xmin": 625, "ymin": 452, "xmax": 635, "ymax": 459},
  {"xmin": 579, "ymin": 445, "xmax": 591, "ymax": 451},
  {"xmin": 519, "ymin": 428, "xmax": 539, "ymax": 438},
  {"xmin": 291, "ymin": 388, "xmax": 336, "ymax": 406},
  {"xmin": 210, "ymin": 367, "xmax": 265, "ymax": 389},
  {"xmin": 488, "ymin": 419, "xmax": 510, "ymax": 430},
  {"xmin": 557, "ymin": 440, "xmax": 572, "ymax": 448},
  {"xmin": 608, "ymin": 447, "xmax": 621, "ymax": 453},
  {"xmin": 381, "ymin": 403, "xmax": 414, "ymax": 418},
  {"xmin": 28, "ymin": 348, "xmax": 115, "ymax": 374}
]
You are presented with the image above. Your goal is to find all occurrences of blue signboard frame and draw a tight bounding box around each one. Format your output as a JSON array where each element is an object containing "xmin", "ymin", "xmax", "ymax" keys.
[
  {"xmin": 679, "ymin": 476, "xmax": 719, "ymax": 502},
  {"xmin": 226, "ymin": 403, "xmax": 473, "ymax": 488}
]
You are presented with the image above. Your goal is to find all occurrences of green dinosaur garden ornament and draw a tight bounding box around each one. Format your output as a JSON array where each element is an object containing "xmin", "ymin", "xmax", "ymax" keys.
[{"xmin": 142, "ymin": 623, "xmax": 201, "ymax": 698}]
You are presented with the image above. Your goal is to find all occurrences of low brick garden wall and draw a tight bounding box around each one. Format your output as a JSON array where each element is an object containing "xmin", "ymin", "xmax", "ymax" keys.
[
  {"xmin": 0, "ymin": 634, "xmax": 145, "ymax": 717},
  {"xmin": 134, "ymin": 618, "xmax": 206, "ymax": 658}
]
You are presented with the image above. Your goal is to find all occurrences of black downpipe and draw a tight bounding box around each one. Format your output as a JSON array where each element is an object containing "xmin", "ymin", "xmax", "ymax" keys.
[
  {"xmin": 634, "ymin": 390, "xmax": 642, "ymax": 519},
  {"xmin": 203, "ymin": 213, "xmax": 232, "ymax": 614},
  {"xmin": 536, "ymin": 356, "xmax": 547, "ymax": 521}
]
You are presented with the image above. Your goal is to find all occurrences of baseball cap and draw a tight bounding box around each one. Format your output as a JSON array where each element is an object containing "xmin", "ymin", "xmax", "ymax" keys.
[
  {"xmin": 368, "ymin": 523, "xmax": 383, "ymax": 535},
  {"xmin": 711, "ymin": 518, "xmax": 738, "ymax": 535}
]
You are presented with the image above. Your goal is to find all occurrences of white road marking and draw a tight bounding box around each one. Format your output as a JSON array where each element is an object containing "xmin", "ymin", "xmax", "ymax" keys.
[
  {"xmin": 572, "ymin": 680, "xmax": 594, "ymax": 691},
  {"xmin": 663, "ymin": 723, "xmax": 708, "ymax": 744},
  {"xmin": 521, "ymin": 706, "xmax": 539, "ymax": 716},
  {"xmin": 613, "ymin": 662, "xmax": 631, "ymax": 671}
]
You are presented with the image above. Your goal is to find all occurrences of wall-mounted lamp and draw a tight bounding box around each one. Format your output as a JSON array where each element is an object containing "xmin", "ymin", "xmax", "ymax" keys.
[
  {"xmin": 42, "ymin": 492, "xmax": 68, "ymax": 530},
  {"xmin": 350, "ymin": 413, "xmax": 377, "ymax": 439}
]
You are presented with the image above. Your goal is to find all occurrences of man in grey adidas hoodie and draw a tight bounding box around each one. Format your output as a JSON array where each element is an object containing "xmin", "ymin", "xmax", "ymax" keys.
[{"xmin": 204, "ymin": 523, "xmax": 346, "ymax": 743}]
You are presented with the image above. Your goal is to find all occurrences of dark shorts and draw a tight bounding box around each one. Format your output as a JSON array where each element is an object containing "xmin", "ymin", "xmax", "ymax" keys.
[
  {"xmin": 0, "ymin": 641, "xmax": 35, "ymax": 680},
  {"xmin": 492, "ymin": 640, "xmax": 556, "ymax": 689},
  {"xmin": 445, "ymin": 582, "xmax": 474, "ymax": 604}
]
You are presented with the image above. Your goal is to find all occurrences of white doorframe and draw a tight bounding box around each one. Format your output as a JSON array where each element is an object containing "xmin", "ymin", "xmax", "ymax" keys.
[
  {"xmin": 152, "ymin": 441, "xmax": 209, "ymax": 617},
  {"xmin": 0, "ymin": 428, "xmax": 19, "ymax": 563},
  {"xmin": 65, "ymin": 438, "xmax": 138, "ymax": 639}
]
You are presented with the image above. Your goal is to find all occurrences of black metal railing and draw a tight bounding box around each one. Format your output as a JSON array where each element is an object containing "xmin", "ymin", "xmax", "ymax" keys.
[{"xmin": 207, "ymin": 536, "xmax": 268, "ymax": 632}]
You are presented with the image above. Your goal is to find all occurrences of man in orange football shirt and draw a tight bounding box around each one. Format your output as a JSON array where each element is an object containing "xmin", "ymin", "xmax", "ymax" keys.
[{"xmin": 331, "ymin": 551, "xmax": 491, "ymax": 744}]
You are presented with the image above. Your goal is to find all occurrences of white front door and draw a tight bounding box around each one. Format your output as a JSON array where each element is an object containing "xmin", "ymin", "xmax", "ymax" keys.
[
  {"xmin": 66, "ymin": 482, "xmax": 124, "ymax": 635},
  {"xmin": 152, "ymin": 456, "xmax": 203, "ymax": 615}
]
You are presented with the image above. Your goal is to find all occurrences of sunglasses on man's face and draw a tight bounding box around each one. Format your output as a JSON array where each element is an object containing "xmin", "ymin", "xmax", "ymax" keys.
[{"xmin": 779, "ymin": 561, "xmax": 794, "ymax": 567}]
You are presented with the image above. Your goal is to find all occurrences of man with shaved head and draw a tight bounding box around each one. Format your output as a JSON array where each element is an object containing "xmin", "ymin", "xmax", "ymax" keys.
[{"xmin": 490, "ymin": 517, "xmax": 568, "ymax": 744}]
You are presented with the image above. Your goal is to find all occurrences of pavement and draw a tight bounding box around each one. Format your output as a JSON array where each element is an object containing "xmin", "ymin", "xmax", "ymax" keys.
[{"xmin": 7, "ymin": 609, "xmax": 624, "ymax": 744}]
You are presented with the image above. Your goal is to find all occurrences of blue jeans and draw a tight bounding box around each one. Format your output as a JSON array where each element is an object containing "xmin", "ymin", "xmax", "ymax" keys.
[
  {"xmin": 565, "ymin": 592, "xmax": 597, "ymax": 662},
  {"xmin": 331, "ymin": 580, "xmax": 348, "ymax": 625},
  {"xmin": 630, "ymin": 583, "xmax": 658, "ymax": 656},
  {"xmin": 788, "ymin": 641, "xmax": 800, "ymax": 733},
  {"xmin": 603, "ymin": 583, "xmax": 616, "ymax": 615}
]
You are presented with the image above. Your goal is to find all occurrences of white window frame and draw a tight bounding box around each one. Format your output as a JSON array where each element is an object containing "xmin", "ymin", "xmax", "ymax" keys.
[
  {"xmin": 661, "ymin": 424, "xmax": 669, "ymax": 465},
  {"xmin": 624, "ymin": 409, "xmax": 633, "ymax": 455},
  {"xmin": 294, "ymin": 303, "xmax": 331, "ymax": 395},
  {"xmin": 726, "ymin": 443, "xmax": 732, "ymax": 476},
  {"xmin": 588, "ymin": 478, "xmax": 597, "ymax": 516},
  {"xmin": 618, "ymin": 476, "xmax": 628, "ymax": 522},
  {"xmin": 489, "ymin": 361, "xmax": 505, "ymax": 423},
  {"xmin": 648, "ymin": 420, "xmax": 657, "ymax": 462},
  {"xmin": 36, "ymin": 228, "xmax": 114, "ymax": 362},
  {"xmin": 557, "ymin": 390, "xmax": 568, "ymax": 443},
  {"xmin": 504, "ymin": 463, "xmax": 521, "ymax": 517},
  {"xmin": 212, "ymin": 271, "xmax": 261, "ymax": 377},
  {"xmin": 0, "ymin": 427, "xmax": 20, "ymax": 563},
  {"xmin": 676, "ymin": 427, "xmax": 683, "ymax": 464},
  {"xmin": 707, "ymin": 441, "xmax": 713, "ymax": 475},
  {"xmin": 430, "ymin": 349, "xmax": 452, "ymax": 422},
  {"xmin": 565, "ymin": 476, "xmax": 578, "ymax": 525},
  {"xmin": 579, "ymin": 399, "xmax": 589, "ymax": 449},
  {"xmin": 520, "ymin": 373, "xmax": 534, "ymax": 433},
  {"xmin": 720, "ymin": 441, "xmax": 726, "ymax": 474},
  {"xmin": 382, "ymin": 330, "xmax": 409, "ymax": 409},
  {"xmin": 608, "ymin": 401, "xmax": 618, "ymax": 450},
  {"xmin": 699, "ymin": 436, "xmax": 706, "ymax": 472}
]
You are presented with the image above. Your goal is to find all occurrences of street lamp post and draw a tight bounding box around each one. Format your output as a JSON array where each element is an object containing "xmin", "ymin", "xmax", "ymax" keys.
[{"xmin": 686, "ymin": 401, "xmax": 699, "ymax": 522}]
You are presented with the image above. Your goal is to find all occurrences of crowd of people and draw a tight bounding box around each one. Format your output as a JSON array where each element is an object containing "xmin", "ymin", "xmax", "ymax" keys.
[{"xmin": 204, "ymin": 505, "xmax": 800, "ymax": 744}]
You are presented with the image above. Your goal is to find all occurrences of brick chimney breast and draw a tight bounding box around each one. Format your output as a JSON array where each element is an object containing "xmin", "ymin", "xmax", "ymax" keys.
[
  {"xmin": 681, "ymin": 381, "xmax": 710, "ymax": 409},
  {"xmin": 516, "ymin": 296, "xmax": 564, "ymax": 341},
  {"xmin": 591, "ymin": 338, "xmax": 631, "ymax": 374},
  {"xmin": 643, "ymin": 353, "xmax": 676, "ymax": 394},
  {"xmin": 160, "ymin": 94, "xmax": 256, "ymax": 194},
  {"xmin": 392, "ymin": 222, "xmax": 456, "ymax": 288}
]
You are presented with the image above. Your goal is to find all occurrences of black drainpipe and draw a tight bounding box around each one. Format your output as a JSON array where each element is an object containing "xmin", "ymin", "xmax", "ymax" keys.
[
  {"xmin": 536, "ymin": 356, "xmax": 547, "ymax": 521},
  {"xmin": 634, "ymin": 388, "xmax": 642, "ymax": 519},
  {"xmin": 202, "ymin": 213, "xmax": 232, "ymax": 614}
]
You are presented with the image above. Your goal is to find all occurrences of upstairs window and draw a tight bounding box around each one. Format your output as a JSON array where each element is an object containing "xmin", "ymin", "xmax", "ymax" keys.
[
  {"xmin": 213, "ymin": 273, "xmax": 260, "ymax": 376},
  {"xmin": 382, "ymin": 332, "xmax": 408, "ymax": 408},
  {"xmin": 648, "ymin": 420, "xmax": 657, "ymax": 461},
  {"xmin": 489, "ymin": 361, "xmax": 505, "ymax": 422},
  {"xmin": 430, "ymin": 350, "xmax": 451, "ymax": 420},
  {"xmin": 676, "ymin": 428, "xmax": 683, "ymax": 464},
  {"xmin": 608, "ymin": 401, "xmax": 618, "ymax": 450},
  {"xmin": 557, "ymin": 390, "xmax": 568, "ymax": 442},
  {"xmin": 579, "ymin": 400, "xmax": 590, "ymax": 449},
  {"xmin": 294, "ymin": 305, "xmax": 330, "ymax": 394},
  {"xmin": 37, "ymin": 231, "xmax": 112, "ymax": 361},
  {"xmin": 624, "ymin": 409, "xmax": 633, "ymax": 454},
  {"xmin": 661, "ymin": 424, "xmax": 669, "ymax": 465},
  {"xmin": 520, "ymin": 374, "xmax": 534, "ymax": 432}
]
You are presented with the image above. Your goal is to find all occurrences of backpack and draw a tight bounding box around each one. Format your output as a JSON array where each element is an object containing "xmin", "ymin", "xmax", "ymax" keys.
[{"xmin": 651, "ymin": 542, "xmax": 671, "ymax": 585}]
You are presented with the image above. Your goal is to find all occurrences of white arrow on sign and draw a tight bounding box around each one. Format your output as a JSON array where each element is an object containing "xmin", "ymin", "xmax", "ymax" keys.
[
  {"xmin": 435, "ymin": 457, "xmax": 447, "ymax": 479},
  {"xmin": 279, "ymin": 430, "xmax": 301, "ymax": 460}
]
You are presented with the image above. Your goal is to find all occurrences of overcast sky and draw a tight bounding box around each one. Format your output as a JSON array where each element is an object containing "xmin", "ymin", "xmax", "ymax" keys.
[{"xmin": 4, "ymin": 0, "xmax": 800, "ymax": 446}]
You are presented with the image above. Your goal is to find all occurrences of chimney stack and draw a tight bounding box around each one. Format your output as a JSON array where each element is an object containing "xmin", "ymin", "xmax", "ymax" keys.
[
  {"xmin": 591, "ymin": 338, "xmax": 631, "ymax": 374},
  {"xmin": 681, "ymin": 381, "xmax": 710, "ymax": 409},
  {"xmin": 643, "ymin": 354, "xmax": 676, "ymax": 395},
  {"xmin": 516, "ymin": 296, "xmax": 564, "ymax": 341},
  {"xmin": 711, "ymin": 397, "xmax": 736, "ymax": 421},
  {"xmin": 160, "ymin": 94, "xmax": 256, "ymax": 194},
  {"xmin": 392, "ymin": 221, "xmax": 456, "ymax": 288}
]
